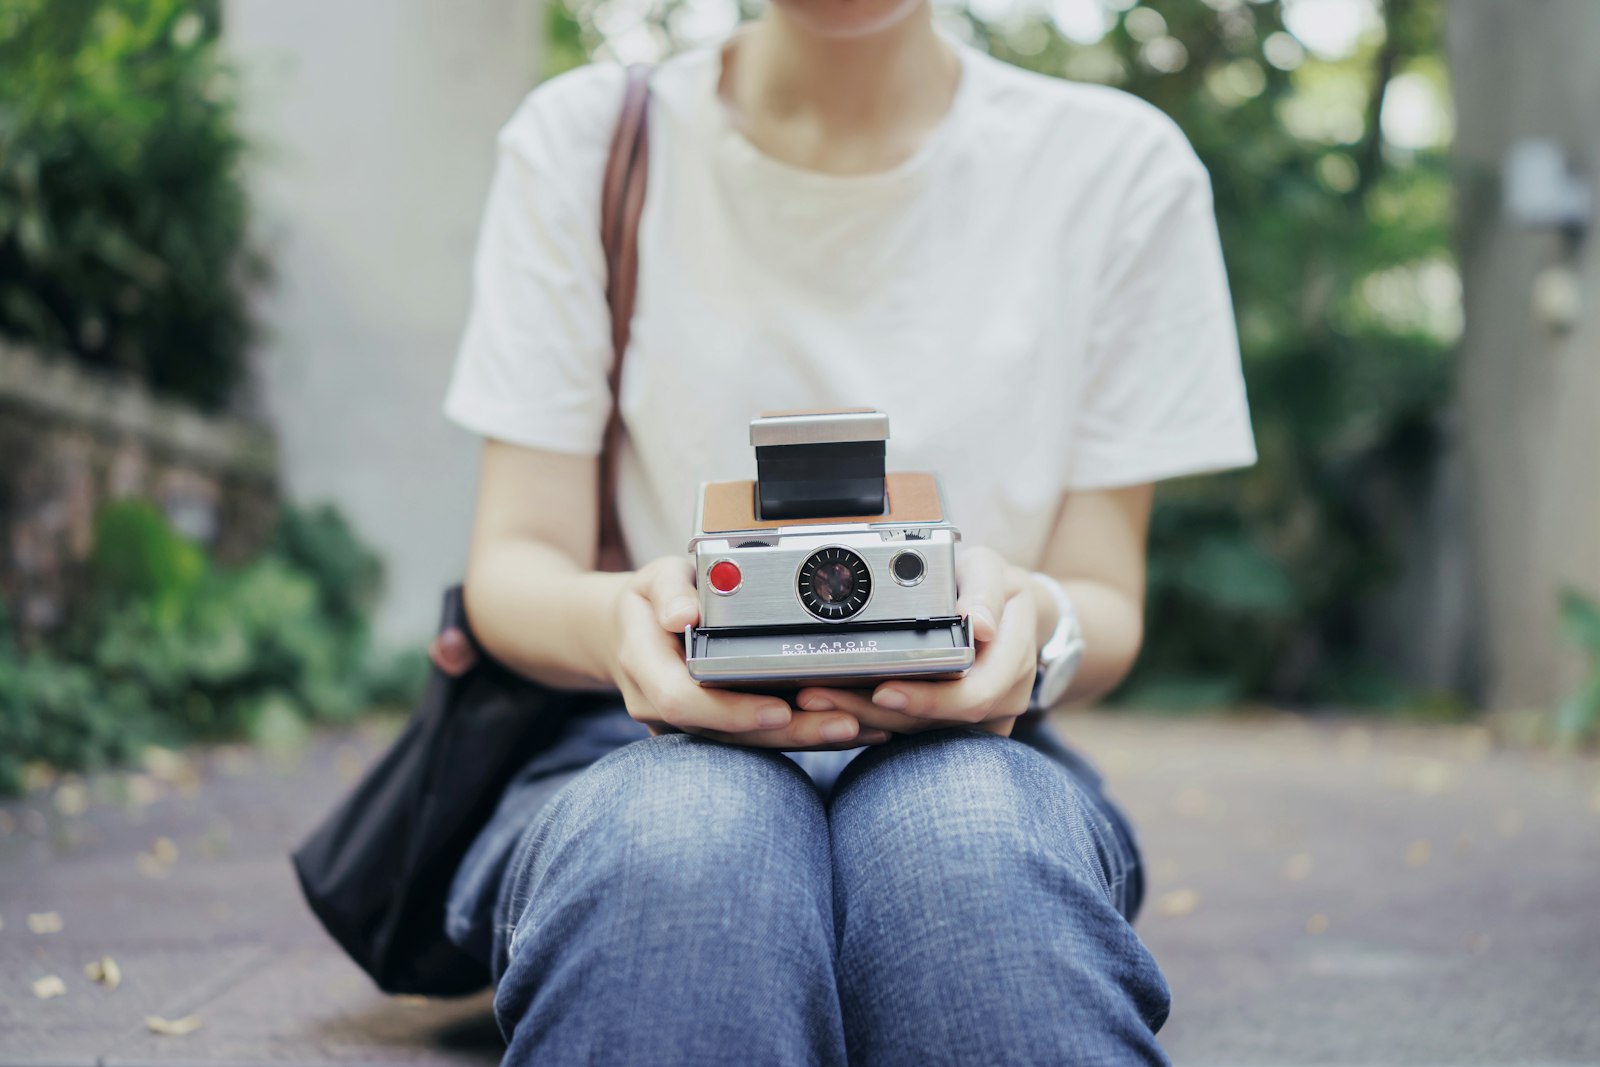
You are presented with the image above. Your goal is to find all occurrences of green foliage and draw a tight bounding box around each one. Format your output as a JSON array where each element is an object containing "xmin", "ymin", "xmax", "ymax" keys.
[
  {"xmin": 0, "ymin": 502, "xmax": 416, "ymax": 794},
  {"xmin": 543, "ymin": 0, "xmax": 592, "ymax": 79},
  {"xmin": 89, "ymin": 499, "xmax": 206, "ymax": 615},
  {"xmin": 0, "ymin": 645, "xmax": 155, "ymax": 795},
  {"xmin": 1555, "ymin": 590, "xmax": 1600, "ymax": 744},
  {"xmin": 270, "ymin": 504, "xmax": 384, "ymax": 632},
  {"xmin": 0, "ymin": 0, "xmax": 257, "ymax": 410}
]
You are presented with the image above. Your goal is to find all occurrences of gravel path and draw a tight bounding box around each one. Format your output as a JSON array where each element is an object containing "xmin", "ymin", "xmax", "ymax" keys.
[{"xmin": 2, "ymin": 712, "xmax": 1596, "ymax": 1066}]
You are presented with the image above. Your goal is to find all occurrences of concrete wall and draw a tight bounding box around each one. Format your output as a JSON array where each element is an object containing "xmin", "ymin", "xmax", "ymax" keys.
[
  {"xmin": 0, "ymin": 344, "xmax": 278, "ymax": 638},
  {"xmin": 1448, "ymin": 1, "xmax": 1600, "ymax": 709},
  {"xmin": 224, "ymin": 0, "xmax": 542, "ymax": 643}
]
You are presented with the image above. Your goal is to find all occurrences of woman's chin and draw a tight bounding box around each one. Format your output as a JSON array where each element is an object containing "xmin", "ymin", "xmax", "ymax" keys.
[{"xmin": 771, "ymin": 0, "xmax": 929, "ymax": 40}]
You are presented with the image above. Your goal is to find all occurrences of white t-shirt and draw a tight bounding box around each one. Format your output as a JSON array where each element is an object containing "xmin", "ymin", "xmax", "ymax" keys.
[{"xmin": 444, "ymin": 39, "xmax": 1256, "ymax": 568}]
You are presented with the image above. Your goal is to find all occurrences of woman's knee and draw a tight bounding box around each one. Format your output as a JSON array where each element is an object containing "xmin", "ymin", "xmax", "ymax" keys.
[
  {"xmin": 494, "ymin": 736, "xmax": 849, "ymax": 1065},
  {"xmin": 829, "ymin": 729, "xmax": 1122, "ymax": 900},
  {"xmin": 505, "ymin": 734, "xmax": 831, "ymax": 930},
  {"xmin": 829, "ymin": 731, "xmax": 1169, "ymax": 1057}
]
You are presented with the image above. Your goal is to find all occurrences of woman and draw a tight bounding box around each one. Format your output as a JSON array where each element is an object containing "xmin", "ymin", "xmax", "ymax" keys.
[{"xmin": 438, "ymin": 0, "xmax": 1255, "ymax": 1061}]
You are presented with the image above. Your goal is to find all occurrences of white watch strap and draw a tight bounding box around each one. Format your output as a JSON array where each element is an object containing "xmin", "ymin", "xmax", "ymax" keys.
[
  {"xmin": 1029, "ymin": 572, "xmax": 1083, "ymax": 712},
  {"xmin": 1031, "ymin": 572, "xmax": 1075, "ymax": 661}
]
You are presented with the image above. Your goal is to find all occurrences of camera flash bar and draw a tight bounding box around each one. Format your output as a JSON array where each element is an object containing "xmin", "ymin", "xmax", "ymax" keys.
[{"xmin": 750, "ymin": 409, "xmax": 889, "ymax": 520}]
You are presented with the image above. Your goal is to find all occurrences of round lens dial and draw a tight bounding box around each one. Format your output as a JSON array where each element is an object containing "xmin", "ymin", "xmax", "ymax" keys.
[{"xmin": 798, "ymin": 547, "xmax": 872, "ymax": 621}]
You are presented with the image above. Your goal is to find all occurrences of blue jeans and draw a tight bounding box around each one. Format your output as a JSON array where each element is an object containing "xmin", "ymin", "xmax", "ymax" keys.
[{"xmin": 447, "ymin": 707, "xmax": 1170, "ymax": 1066}]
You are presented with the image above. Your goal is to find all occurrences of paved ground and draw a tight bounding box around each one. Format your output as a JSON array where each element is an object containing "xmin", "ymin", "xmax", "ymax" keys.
[{"xmin": 2, "ymin": 711, "xmax": 1598, "ymax": 1067}]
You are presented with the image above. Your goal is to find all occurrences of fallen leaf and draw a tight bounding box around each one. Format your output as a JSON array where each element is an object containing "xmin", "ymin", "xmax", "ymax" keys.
[
  {"xmin": 1466, "ymin": 933, "xmax": 1491, "ymax": 953},
  {"xmin": 137, "ymin": 835, "xmax": 179, "ymax": 878},
  {"xmin": 126, "ymin": 774, "xmax": 164, "ymax": 809},
  {"xmin": 1305, "ymin": 913, "xmax": 1330, "ymax": 935},
  {"xmin": 32, "ymin": 975, "xmax": 67, "ymax": 999},
  {"xmin": 1410, "ymin": 761, "xmax": 1452, "ymax": 795},
  {"xmin": 1405, "ymin": 840, "xmax": 1432, "ymax": 867},
  {"xmin": 395, "ymin": 994, "xmax": 431, "ymax": 1007},
  {"xmin": 1497, "ymin": 810, "xmax": 1523, "ymax": 837},
  {"xmin": 53, "ymin": 777, "xmax": 88, "ymax": 817},
  {"xmin": 28, "ymin": 911, "xmax": 63, "ymax": 934},
  {"xmin": 0, "ymin": 810, "xmax": 15, "ymax": 835},
  {"xmin": 85, "ymin": 956, "xmax": 122, "ymax": 990},
  {"xmin": 146, "ymin": 1014, "xmax": 203, "ymax": 1036},
  {"xmin": 1155, "ymin": 888, "xmax": 1200, "ymax": 918},
  {"xmin": 142, "ymin": 746, "xmax": 202, "ymax": 795},
  {"xmin": 22, "ymin": 761, "xmax": 56, "ymax": 792},
  {"xmin": 142, "ymin": 746, "xmax": 189, "ymax": 783},
  {"xmin": 1283, "ymin": 853, "xmax": 1314, "ymax": 881},
  {"xmin": 151, "ymin": 836, "xmax": 178, "ymax": 864}
]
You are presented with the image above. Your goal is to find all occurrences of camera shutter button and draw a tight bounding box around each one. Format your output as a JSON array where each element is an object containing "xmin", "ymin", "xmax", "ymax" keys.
[{"xmin": 708, "ymin": 560, "xmax": 742, "ymax": 595}]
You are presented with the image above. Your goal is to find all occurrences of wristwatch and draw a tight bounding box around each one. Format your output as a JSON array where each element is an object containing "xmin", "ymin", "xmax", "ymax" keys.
[{"xmin": 1029, "ymin": 573, "xmax": 1084, "ymax": 713}]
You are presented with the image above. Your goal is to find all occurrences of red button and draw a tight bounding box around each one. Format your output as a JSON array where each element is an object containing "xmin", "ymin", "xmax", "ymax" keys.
[{"xmin": 708, "ymin": 560, "xmax": 741, "ymax": 594}]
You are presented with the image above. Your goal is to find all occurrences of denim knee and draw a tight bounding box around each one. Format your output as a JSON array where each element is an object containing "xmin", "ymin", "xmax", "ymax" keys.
[
  {"xmin": 828, "ymin": 730, "xmax": 1171, "ymax": 1063},
  {"xmin": 830, "ymin": 729, "xmax": 1127, "ymax": 904},
  {"xmin": 499, "ymin": 733, "xmax": 833, "ymax": 962},
  {"xmin": 491, "ymin": 734, "xmax": 849, "ymax": 1066}
]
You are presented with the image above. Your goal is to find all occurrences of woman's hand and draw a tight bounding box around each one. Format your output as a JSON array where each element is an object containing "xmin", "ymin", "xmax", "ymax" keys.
[
  {"xmin": 795, "ymin": 546, "xmax": 1043, "ymax": 738},
  {"xmin": 610, "ymin": 557, "xmax": 890, "ymax": 750}
]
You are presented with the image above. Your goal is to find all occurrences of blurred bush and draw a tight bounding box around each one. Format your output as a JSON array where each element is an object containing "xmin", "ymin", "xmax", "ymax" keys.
[
  {"xmin": 554, "ymin": 0, "xmax": 1456, "ymax": 708},
  {"xmin": 0, "ymin": 0, "xmax": 256, "ymax": 410},
  {"xmin": 0, "ymin": 502, "xmax": 420, "ymax": 793},
  {"xmin": 970, "ymin": 0, "xmax": 1456, "ymax": 708},
  {"xmin": 1556, "ymin": 591, "xmax": 1600, "ymax": 744}
]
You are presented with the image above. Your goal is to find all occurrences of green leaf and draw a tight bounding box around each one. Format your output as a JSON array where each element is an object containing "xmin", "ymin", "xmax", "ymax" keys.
[
  {"xmin": 1557, "ymin": 589, "xmax": 1600, "ymax": 657},
  {"xmin": 89, "ymin": 500, "xmax": 207, "ymax": 614},
  {"xmin": 1554, "ymin": 675, "xmax": 1600, "ymax": 744},
  {"xmin": 1176, "ymin": 535, "xmax": 1298, "ymax": 615}
]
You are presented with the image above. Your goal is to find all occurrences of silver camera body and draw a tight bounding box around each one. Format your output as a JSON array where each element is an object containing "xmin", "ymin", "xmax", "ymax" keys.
[{"xmin": 684, "ymin": 410, "xmax": 975, "ymax": 687}]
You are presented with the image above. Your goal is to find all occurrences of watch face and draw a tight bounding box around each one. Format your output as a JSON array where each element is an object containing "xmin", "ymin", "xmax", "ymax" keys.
[{"xmin": 1035, "ymin": 640, "xmax": 1083, "ymax": 709}]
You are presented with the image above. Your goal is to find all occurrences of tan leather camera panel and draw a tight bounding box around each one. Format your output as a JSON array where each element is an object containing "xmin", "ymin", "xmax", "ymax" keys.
[{"xmin": 701, "ymin": 471, "xmax": 944, "ymax": 533}]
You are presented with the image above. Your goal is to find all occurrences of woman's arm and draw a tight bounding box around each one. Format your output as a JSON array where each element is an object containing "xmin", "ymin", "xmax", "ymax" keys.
[
  {"xmin": 1035, "ymin": 483, "xmax": 1153, "ymax": 705},
  {"xmin": 796, "ymin": 483, "xmax": 1154, "ymax": 733},
  {"xmin": 462, "ymin": 440, "xmax": 624, "ymax": 689},
  {"xmin": 462, "ymin": 439, "xmax": 888, "ymax": 749}
]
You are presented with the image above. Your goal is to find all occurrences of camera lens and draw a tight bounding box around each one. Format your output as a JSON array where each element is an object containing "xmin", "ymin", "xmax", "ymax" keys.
[
  {"xmin": 890, "ymin": 550, "xmax": 925, "ymax": 585},
  {"xmin": 798, "ymin": 547, "xmax": 872, "ymax": 620}
]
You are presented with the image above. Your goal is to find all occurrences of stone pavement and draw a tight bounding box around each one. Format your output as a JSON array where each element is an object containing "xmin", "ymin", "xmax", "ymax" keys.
[{"xmin": 2, "ymin": 712, "xmax": 1597, "ymax": 1067}]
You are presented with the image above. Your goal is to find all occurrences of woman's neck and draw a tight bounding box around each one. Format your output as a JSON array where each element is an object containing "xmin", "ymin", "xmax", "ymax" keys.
[{"xmin": 720, "ymin": 4, "xmax": 961, "ymax": 175}]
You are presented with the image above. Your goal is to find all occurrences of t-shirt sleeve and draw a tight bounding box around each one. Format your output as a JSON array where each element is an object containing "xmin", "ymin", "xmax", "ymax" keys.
[
  {"xmin": 1064, "ymin": 129, "xmax": 1257, "ymax": 491},
  {"xmin": 442, "ymin": 68, "xmax": 622, "ymax": 454}
]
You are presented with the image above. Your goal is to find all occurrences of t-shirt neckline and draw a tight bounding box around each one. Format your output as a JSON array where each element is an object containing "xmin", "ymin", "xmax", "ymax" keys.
[{"xmin": 692, "ymin": 30, "xmax": 980, "ymax": 192}]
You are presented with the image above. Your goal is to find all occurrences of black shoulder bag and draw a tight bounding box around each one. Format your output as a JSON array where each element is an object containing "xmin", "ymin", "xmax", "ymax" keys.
[{"xmin": 291, "ymin": 65, "xmax": 652, "ymax": 997}]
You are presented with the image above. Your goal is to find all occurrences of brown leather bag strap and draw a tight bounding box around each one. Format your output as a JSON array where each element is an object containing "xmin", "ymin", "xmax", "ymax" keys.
[{"xmin": 596, "ymin": 64, "xmax": 651, "ymax": 573}]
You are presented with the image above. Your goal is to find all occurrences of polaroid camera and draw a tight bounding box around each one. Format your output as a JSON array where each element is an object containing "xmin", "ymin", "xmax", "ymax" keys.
[{"xmin": 685, "ymin": 409, "xmax": 975, "ymax": 687}]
